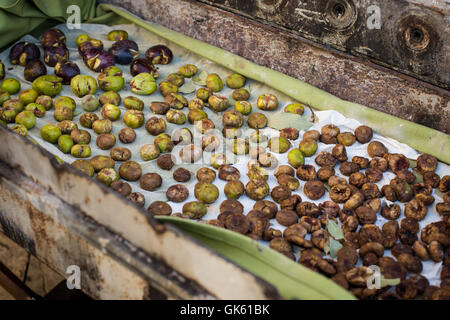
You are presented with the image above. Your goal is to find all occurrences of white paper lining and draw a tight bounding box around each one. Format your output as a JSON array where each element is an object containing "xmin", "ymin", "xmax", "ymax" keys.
[{"xmin": 1, "ymin": 23, "xmax": 448, "ymax": 286}]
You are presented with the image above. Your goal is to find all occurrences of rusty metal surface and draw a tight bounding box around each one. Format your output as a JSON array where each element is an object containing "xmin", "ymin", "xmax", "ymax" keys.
[
  {"xmin": 99, "ymin": 0, "xmax": 450, "ymax": 134},
  {"xmin": 0, "ymin": 126, "xmax": 280, "ymax": 300},
  {"xmin": 0, "ymin": 260, "xmax": 38, "ymax": 300},
  {"xmin": 0, "ymin": 166, "xmax": 151, "ymax": 299}
]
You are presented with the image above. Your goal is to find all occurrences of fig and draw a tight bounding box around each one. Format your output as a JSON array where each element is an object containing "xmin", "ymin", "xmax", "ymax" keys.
[
  {"xmin": 41, "ymin": 29, "xmax": 66, "ymax": 48},
  {"xmin": 78, "ymin": 38, "xmax": 104, "ymax": 55},
  {"xmin": 24, "ymin": 60, "xmax": 47, "ymax": 82},
  {"xmin": 82, "ymin": 49, "xmax": 115, "ymax": 72},
  {"xmin": 44, "ymin": 44, "xmax": 69, "ymax": 67},
  {"xmin": 108, "ymin": 40, "xmax": 139, "ymax": 65},
  {"xmin": 54, "ymin": 61, "xmax": 80, "ymax": 84},
  {"xmin": 9, "ymin": 42, "xmax": 40, "ymax": 66},
  {"xmin": 145, "ymin": 45, "xmax": 173, "ymax": 64}
]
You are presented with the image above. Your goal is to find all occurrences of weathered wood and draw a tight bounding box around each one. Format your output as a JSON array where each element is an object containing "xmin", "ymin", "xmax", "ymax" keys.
[
  {"xmin": 99, "ymin": 0, "xmax": 449, "ymax": 134},
  {"xmin": 198, "ymin": 0, "xmax": 450, "ymax": 89},
  {"xmin": 0, "ymin": 125, "xmax": 279, "ymax": 300}
]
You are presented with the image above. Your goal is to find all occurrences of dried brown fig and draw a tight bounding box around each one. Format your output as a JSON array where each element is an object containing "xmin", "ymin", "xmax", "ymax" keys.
[
  {"xmin": 321, "ymin": 124, "xmax": 340, "ymax": 137},
  {"xmin": 343, "ymin": 192, "xmax": 364, "ymax": 210},
  {"xmin": 304, "ymin": 180, "xmax": 326, "ymax": 200},
  {"xmin": 396, "ymin": 169, "xmax": 416, "ymax": 184},
  {"xmin": 296, "ymin": 164, "xmax": 317, "ymax": 181},
  {"xmin": 354, "ymin": 125, "xmax": 373, "ymax": 144},
  {"xmin": 329, "ymin": 184, "xmax": 351, "ymax": 203},
  {"xmin": 283, "ymin": 224, "xmax": 309, "ymax": 246},
  {"xmin": 436, "ymin": 202, "xmax": 450, "ymax": 216},
  {"xmin": 356, "ymin": 206, "xmax": 377, "ymax": 225},
  {"xmin": 296, "ymin": 202, "xmax": 321, "ymax": 217},
  {"xmin": 382, "ymin": 220, "xmax": 399, "ymax": 248},
  {"xmin": 401, "ymin": 217, "xmax": 420, "ymax": 233},
  {"xmin": 263, "ymin": 227, "xmax": 282, "ymax": 241},
  {"xmin": 173, "ymin": 167, "xmax": 191, "ymax": 182},
  {"xmin": 275, "ymin": 209, "xmax": 298, "ymax": 226},
  {"xmin": 166, "ymin": 184, "xmax": 189, "ymax": 202},
  {"xmin": 311, "ymin": 229, "xmax": 329, "ymax": 251},
  {"xmin": 346, "ymin": 267, "xmax": 374, "ymax": 287},
  {"xmin": 352, "ymin": 156, "xmax": 370, "ymax": 169},
  {"xmin": 381, "ymin": 204, "xmax": 401, "ymax": 220},
  {"xmin": 359, "ymin": 241, "xmax": 384, "ymax": 258},
  {"xmin": 365, "ymin": 198, "xmax": 381, "ymax": 213},
  {"xmin": 277, "ymin": 174, "xmax": 300, "ymax": 191},
  {"xmin": 365, "ymin": 168, "xmax": 383, "ymax": 183},
  {"xmin": 157, "ymin": 154, "xmax": 175, "ymax": 170},
  {"xmin": 339, "ymin": 162, "xmax": 360, "ymax": 176},
  {"xmin": 378, "ymin": 256, "xmax": 407, "ymax": 280},
  {"xmin": 390, "ymin": 178, "xmax": 413, "ymax": 202},
  {"xmin": 328, "ymin": 175, "xmax": 347, "ymax": 187},
  {"xmin": 318, "ymin": 200, "xmax": 339, "ymax": 217},
  {"xmin": 196, "ymin": 167, "xmax": 216, "ymax": 183},
  {"xmin": 274, "ymin": 165, "xmax": 295, "ymax": 177},
  {"xmin": 337, "ymin": 132, "xmax": 356, "ymax": 146},
  {"xmin": 397, "ymin": 253, "xmax": 422, "ymax": 273},
  {"xmin": 412, "ymin": 240, "xmax": 430, "ymax": 261},
  {"xmin": 358, "ymin": 224, "xmax": 383, "ymax": 245},
  {"xmin": 337, "ymin": 246, "xmax": 358, "ymax": 273},
  {"xmin": 253, "ymin": 200, "xmax": 278, "ymax": 219},
  {"xmin": 219, "ymin": 199, "xmax": 244, "ymax": 215},
  {"xmin": 404, "ymin": 199, "xmax": 428, "ymax": 221},
  {"xmin": 429, "ymin": 241, "xmax": 443, "ymax": 262},
  {"xmin": 381, "ymin": 185, "xmax": 397, "ymax": 202},
  {"xmin": 396, "ymin": 279, "xmax": 419, "ymax": 300},
  {"xmin": 349, "ymin": 172, "xmax": 368, "ymax": 188},
  {"xmin": 331, "ymin": 144, "xmax": 348, "ymax": 162},
  {"xmin": 386, "ymin": 153, "xmax": 409, "ymax": 173},
  {"xmin": 269, "ymin": 238, "xmax": 295, "ymax": 260},
  {"xmin": 300, "ymin": 216, "xmax": 322, "ymax": 233},
  {"xmin": 280, "ymin": 194, "xmax": 302, "ymax": 210},
  {"xmin": 218, "ymin": 165, "xmax": 240, "ymax": 181},
  {"xmin": 315, "ymin": 151, "xmax": 337, "ymax": 167},
  {"xmin": 370, "ymin": 157, "xmax": 388, "ymax": 172},
  {"xmin": 362, "ymin": 183, "xmax": 381, "ymax": 200},
  {"xmin": 416, "ymin": 154, "xmax": 438, "ymax": 173},
  {"xmin": 391, "ymin": 243, "xmax": 414, "ymax": 258},
  {"xmin": 148, "ymin": 201, "xmax": 172, "ymax": 216},
  {"xmin": 271, "ymin": 185, "xmax": 292, "ymax": 203},
  {"xmin": 317, "ymin": 166, "xmax": 335, "ymax": 182},
  {"xmin": 423, "ymin": 172, "xmax": 440, "ymax": 188},
  {"xmin": 303, "ymin": 130, "xmax": 320, "ymax": 141},
  {"xmin": 224, "ymin": 212, "xmax": 250, "ymax": 235},
  {"xmin": 439, "ymin": 176, "xmax": 450, "ymax": 192},
  {"xmin": 367, "ymin": 141, "xmax": 388, "ymax": 158}
]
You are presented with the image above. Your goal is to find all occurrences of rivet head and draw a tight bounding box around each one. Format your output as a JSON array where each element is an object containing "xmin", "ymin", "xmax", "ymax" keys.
[
  {"xmin": 324, "ymin": 0, "xmax": 357, "ymax": 30},
  {"xmin": 405, "ymin": 25, "xmax": 430, "ymax": 51}
]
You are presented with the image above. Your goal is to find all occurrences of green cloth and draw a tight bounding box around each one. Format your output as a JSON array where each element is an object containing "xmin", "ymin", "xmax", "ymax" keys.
[{"xmin": 0, "ymin": 0, "xmax": 96, "ymax": 50}]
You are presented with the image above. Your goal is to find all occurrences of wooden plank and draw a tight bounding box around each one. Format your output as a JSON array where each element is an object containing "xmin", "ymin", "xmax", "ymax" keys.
[{"xmin": 0, "ymin": 126, "xmax": 279, "ymax": 299}]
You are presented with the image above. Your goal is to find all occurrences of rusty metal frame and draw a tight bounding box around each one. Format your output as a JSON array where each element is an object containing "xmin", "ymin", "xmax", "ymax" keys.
[
  {"xmin": 195, "ymin": 0, "xmax": 450, "ymax": 89},
  {"xmin": 0, "ymin": 126, "xmax": 279, "ymax": 300},
  {"xmin": 99, "ymin": 0, "xmax": 449, "ymax": 134}
]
